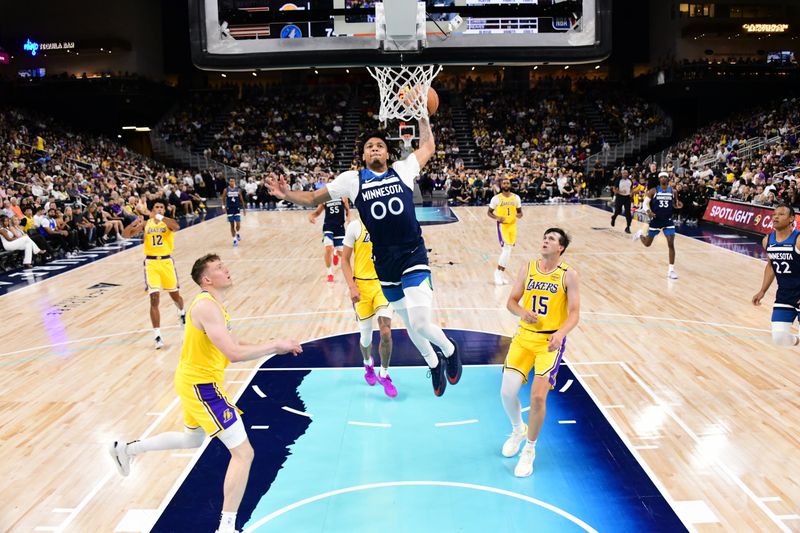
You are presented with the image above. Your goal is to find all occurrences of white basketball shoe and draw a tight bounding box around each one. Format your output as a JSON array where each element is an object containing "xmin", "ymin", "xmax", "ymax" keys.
[
  {"xmin": 502, "ymin": 423, "xmax": 528, "ymax": 457},
  {"xmin": 514, "ymin": 444, "xmax": 536, "ymax": 477}
]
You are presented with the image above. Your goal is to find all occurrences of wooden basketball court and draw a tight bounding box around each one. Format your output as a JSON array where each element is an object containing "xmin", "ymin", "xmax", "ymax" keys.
[{"xmin": 1, "ymin": 204, "xmax": 797, "ymax": 532}]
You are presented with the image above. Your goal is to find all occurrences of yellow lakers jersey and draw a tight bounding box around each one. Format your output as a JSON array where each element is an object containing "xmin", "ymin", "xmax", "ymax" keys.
[
  {"xmin": 175, "ymin": 292, "xmax": 232, "ymax": 384},
  {"xmin": 143, "ymin": 219, "xmax": 174, "ymax": 256},
  {"xmin": 353, "ymin": 220, "xmax": 378, "ymax": 281},
  {"xmin": 492, "ymin": 193, "xmax": 521, "ymax": 224},
  {"xmin": 519, "ymin": 260, "xmax": 569, "ymax": 333}
]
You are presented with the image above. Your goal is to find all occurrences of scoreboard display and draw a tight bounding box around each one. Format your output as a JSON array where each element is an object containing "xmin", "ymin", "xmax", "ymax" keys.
[{"xmin": 191, "ymin": 0, "xmax": 609, "ymax": 69}]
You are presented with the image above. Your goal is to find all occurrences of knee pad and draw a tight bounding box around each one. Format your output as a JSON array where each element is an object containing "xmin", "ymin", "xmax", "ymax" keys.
[
  {"xmin": 771, "ymin": 322, "xmax": 798, "ymax": 346},
  {"xmin": 359, "ymin": 319, "xmax": 373, "ymax": 348},
  {"xmin": 183, "ymin": 426, "xmax": 206, "ymax": 448}
]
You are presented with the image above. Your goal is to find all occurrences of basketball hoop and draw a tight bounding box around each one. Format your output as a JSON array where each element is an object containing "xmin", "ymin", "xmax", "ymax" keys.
[
  {"xmin": 367, "ymin": 64, "xmax": 442, "ymax": 123},
  {"xmin": 401, "ymin": 133, "xmax": 413, "ymax": 150}
]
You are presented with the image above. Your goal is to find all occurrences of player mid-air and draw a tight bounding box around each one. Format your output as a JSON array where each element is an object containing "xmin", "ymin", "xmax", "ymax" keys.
[{"xmin": 266, "ymin": 106, "xmax": 462, "ymax": 397}]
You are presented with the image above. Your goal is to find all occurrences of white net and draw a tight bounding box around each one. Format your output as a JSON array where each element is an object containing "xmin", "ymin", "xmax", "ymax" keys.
[{"xmin": 367, "ymin": 64, "xmax": 442, "ymax": 123}]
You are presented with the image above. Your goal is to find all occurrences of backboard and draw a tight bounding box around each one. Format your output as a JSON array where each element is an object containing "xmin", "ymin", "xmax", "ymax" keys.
[{"xmin": 189, "ymin": 0, "xmax": 611, "ymax": 70}]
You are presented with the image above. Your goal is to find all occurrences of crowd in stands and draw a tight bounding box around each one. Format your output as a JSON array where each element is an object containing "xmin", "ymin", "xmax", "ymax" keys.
[
  {"xmin": 609, "ymin": 96, "xmax": 800, "ymax": 224},
  {"xmin": 0, "ymin": 109, "xmax": 212, "ymax": 269}
]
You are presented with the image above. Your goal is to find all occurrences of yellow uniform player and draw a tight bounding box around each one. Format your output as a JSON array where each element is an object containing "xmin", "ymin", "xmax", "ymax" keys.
[
  {"xmin": 499, "ymin": 228, "xmax": 581, "ymax": 478},
  {"xmin": 110, "ymin": 254, "xmax": 301, "ymax": 533},
  {"xmin": 129, "ymin": 199, "xmax": 185, "ymax": 349},
  {"xmin": 341, "ymin": 218, "xmax": 396, "ymax": 397},
  {"xmin": 488, "ymin": 178, "xmax": 523, "ymax": 285}
]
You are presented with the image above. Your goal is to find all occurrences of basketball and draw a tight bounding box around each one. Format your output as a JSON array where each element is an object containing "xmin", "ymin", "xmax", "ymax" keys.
[{"xmin": 427, "ymin": 87, "xmax": 439, "ymax": 116}]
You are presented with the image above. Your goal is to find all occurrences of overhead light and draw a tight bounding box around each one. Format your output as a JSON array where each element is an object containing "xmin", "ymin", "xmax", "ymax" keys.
[
  {"xmin": 252, "ymin": 72, "xmax": 257, "ymax": 77},
  {"xmin": 314, "ymin": 69, "xmax": 319, "ymax": 74},
  {"xmin": 533, "ymin": 65, "xmax": 538, "ymax": 70},
  {"xmin": 595, "ymin": 65, "xmax": 600, "ymax": 69},
  {"xmin": 564, "ymin": 65, "xmax": 569, "ymax": 69},
  {"xmin": 221, "ymin": 73, "xmax": 227, "ymax": 78},
  {"xmin": 345, "ymin": 68, "xmax": 350, "ymax": 73},
  {"xmin": 122, "ymin": 126, "xmax": 136, "ymax": 130},
  {"xmin": 100, "ymin": 48, "xmax": 104, "ymax": 51},
  {"xmin": 135, "ymin": 127, "xmax": 151, "ymax": 132},
  {"xmin": 471, "ymin": 66, "xmax": 475, "ymax": 71},
  {"xmin": 117, "ymin": 134, "xmax": 122, "ymax": 138}
]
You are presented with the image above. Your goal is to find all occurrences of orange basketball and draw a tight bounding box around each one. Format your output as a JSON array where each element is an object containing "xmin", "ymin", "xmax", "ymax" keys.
[{"xmin": 427, "ymin": 87, "xmax": 439, "ymax": 116}]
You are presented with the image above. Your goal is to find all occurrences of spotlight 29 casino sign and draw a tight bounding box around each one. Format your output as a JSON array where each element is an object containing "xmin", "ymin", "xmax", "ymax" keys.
[{"xmin": 703, "ymin": 199, "xmax": 800, "ymax": 235}]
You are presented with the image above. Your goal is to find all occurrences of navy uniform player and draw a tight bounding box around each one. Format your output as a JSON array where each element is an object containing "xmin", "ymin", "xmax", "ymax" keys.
[
  {"xmin": 222, "ymin": 178, "xmax": 246, "ymax": 247},
  {"xmin": 266, "ymin": 120, "xmax": 462, "ymax": 397},
  {"xmin": 752, "ymin": 204, "xmax": 800, "ymax": 347},
  {"xmin": 309, "ymin": 189, "xmax": 350, "ymax": 283},
  {"xmin": 632, "ymin": 171, "xmax": 683, "ymax": 279}
]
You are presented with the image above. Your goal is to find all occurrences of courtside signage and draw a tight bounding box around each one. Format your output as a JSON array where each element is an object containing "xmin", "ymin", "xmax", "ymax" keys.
[{"xmin": 703, "ymin": 199, "xmax": 800, "ymax": 234}]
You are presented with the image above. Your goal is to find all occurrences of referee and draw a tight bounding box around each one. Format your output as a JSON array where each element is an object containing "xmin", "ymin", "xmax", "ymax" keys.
[{"xmin": 611, "ymin": 168, "xmax": 633, "ymax": 233}]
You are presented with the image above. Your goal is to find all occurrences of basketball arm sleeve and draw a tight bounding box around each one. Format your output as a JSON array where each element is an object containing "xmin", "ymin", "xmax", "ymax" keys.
[{"xmin": 643, "ymin": 195, "xmax": 651, "ymax": 212}]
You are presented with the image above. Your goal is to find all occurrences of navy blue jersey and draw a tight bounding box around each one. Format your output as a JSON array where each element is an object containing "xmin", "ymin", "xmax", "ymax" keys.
[
  {"xmin": 322, "ymin": 199, "xmax": 345, "ymax": 234},
  {"xmin": 226, "ymin": 186, "xmax": 241, "ymax": 213},
  {"xmin": 355, "ymin": 168, "xmax": 422, "ymax": 248},
  {"xmin": 767, "ymin": 229, "xmax": 800, "ymax": 306},
  {"xmin": 651, "ymin": 186, "xmax": 674, "ymax": 220}
]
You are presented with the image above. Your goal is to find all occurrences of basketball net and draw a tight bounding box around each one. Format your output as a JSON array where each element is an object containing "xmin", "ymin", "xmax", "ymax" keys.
[{"xmin": 367, "ymin": 64, "xmax": 442, "ymax": 123}]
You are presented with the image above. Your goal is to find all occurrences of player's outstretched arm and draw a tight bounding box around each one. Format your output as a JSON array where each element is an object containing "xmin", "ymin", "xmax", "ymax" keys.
[
  {"xmin": 549, "ymin": 269, "xmax": 581, "ymax": 352},
  {"xmin": 752, "ymin": 236, "xmax": 774, "ymax": 306},
  {"xmin": 193, "ymin": 299, "xmax": 302, "ymax": 362},
  {"xmin": 413, "ymin": 116, "xmax": 436, "ymax": 169},
  {"xmin": 265, "ymin": 176, "xmax": 331, "ymax": 207},
  {"xmin": 507, "ymin": 264, "xmax": 537, "ymax": 324}
]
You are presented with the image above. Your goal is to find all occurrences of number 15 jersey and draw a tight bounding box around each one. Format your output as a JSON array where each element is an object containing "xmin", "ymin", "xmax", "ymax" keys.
[{"xmin": 519, "ymin": 260, "xmax": 569, "ymax": 334}]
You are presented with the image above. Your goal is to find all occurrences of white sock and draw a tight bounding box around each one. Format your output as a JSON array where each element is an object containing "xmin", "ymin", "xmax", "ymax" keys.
[
  {"xmin": 512, "ymin": 422, "xmax": 525, "ymax": 432},
  {"xmin": 423, "ymin": 352, "xmax": 439, "ymax": 367},
  {"xmin": 379, "ymin": 367, "xmax": 389, "ymax": 378},
  {"xmin": 126, "ymin": 430, "xmax": 204, "ymax": 455},
  {"xmin": 326, "ymin": 266, "xmax": 332, "ymax": 275},
  {"xmin": 364, "ymin": 356, "xmax": 373, "ymax": 367},
  {"xmin": 154, "ymin": 328, "xmax": 161, "ymax": 339},
  {"xmin": 218, "ymin": 511, "xmax": 237, "ymax": 533},
  {"xmin": 525, "ymin": 438, "xmax": 536, "ymax": 448},
  {"xmin": 178, "ymin": 309, "xmax": 185, "ymax": 317},
  {"xmin": 668, "ymin": 264, "xmax": 675, "ymax": 272}
]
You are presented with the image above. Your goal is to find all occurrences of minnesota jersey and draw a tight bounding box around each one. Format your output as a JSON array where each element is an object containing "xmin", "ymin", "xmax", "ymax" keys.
[
  {"xmin": 767, "ymin": 229, "xmax": 800, "ymax": 306},
  {"xmin": 652, "ymin": 186, "xmax": 674, "ymax": 220},
  {"xmin": 489, "ymin": 193, "xmax": 522, "ymax": 224},
  {"xmin": 143, "ymin": 219, "xmax": 174, "ymax": 256},
  {"xmin": 226, "ymin": 186, "xmax": 242, "ymax": 213},
  {"xmin": 323, "ymin": 199, "xmax": 346, "ymax": 234},
  {"xmin": 519, "ymin": 260, "xmax": 569, "ymax": 333},
  {"xmin": 175, "ymin": 291, "xmax": 232, "ymax": 385}
]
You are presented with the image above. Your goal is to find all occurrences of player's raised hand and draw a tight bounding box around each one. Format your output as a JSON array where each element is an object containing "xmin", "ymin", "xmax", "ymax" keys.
[
  {"xmin": 275, "ymin": 339, "xmax": 303, "ymax": 356},
  {"xmin": 751, "ymin": 290, "xmax": 765, "ymax": 306},
  {"xmin": 265, "ymin": 176, "xmax": 289, "ymax": 199},
  {"xmin": 520, "ymin": 309, "xmax": 538, "ymax": 324}
]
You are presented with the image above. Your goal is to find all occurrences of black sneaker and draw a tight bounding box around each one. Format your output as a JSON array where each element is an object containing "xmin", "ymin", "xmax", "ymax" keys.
[
  {"xmin": 427, "ymin": 357, "xmax": 447, "ymax": 397},
  {"xmin": 624, "ymin": 227, "xmax": 631, "ymax": 234},
  {"xmin": 444, "ymin": 337, "xmax": 462, "ymax": 385},
  {"xmin": 610, "ymin": 216, "xmax": 616, "ymax": 227}
]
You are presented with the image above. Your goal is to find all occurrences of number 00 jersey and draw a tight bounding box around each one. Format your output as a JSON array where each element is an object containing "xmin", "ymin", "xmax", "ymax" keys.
[
  {"xmin": 519, "ymin": 260, "xmax": 569, "ymax": 334},
  {"xmin": 767, "ymin": 229, "xmax": 800, "ymax": 306},
  {"xmin": 143, "ymin": 219, "xmax": 174, "ymax": 257}
]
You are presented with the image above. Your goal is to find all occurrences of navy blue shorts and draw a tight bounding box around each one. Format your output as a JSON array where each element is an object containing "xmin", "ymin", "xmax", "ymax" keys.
[
  {"xmin": 772, "ymin": 291, "xmax": 800, "ymax": 323},
  {"xmin": 648, "ymin": 217, "xmax": 675, "ymax": 237},
  {"xmin": 373, "ymin": 240, "xmax": 430, "ymax": 285},
  {"xmin": 227, "ymin": 213, "xmax": 241, "ymax": 222}
]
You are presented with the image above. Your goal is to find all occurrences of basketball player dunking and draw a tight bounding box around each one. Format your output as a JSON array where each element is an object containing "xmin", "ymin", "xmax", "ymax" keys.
[
  {"xmin": 632, "ymin": 171, "xmax": 683, "ymax": 279},
  {"xmin": 752, "ymin": 204, "xmax": 800, "ymax": 347},
  {"xmin": 341, "ymin": 216, "xmax": 396, "ymax": 397},
  {"xmin": 266, "ymin": 119, "xmax": 462, "ymax": 397},
  {"xmin": 222, "ymin": 178, "xmax": 246, "ymax": 247},
  {"xmin": 110, "ymin": 254, "xmax": 302, "ymax": 533},
  {"xmin": 309, "ymin": 182, "xmax": 350, "ymax": 283},
  {"xmin": 487, "ymin": 177, "xmax": 523, "ymax": 285}
]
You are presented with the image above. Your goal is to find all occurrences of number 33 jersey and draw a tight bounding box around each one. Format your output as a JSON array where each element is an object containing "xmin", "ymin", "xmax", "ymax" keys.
[{"xmin": 519, "ymin": 260, "xmax": 570, "ymax": 334}]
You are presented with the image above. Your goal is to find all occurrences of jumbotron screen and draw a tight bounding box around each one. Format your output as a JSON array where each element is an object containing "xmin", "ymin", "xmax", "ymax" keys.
[{"xmin": 191, "ymin": 0, "xmax": 609, "ymax": 69}]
